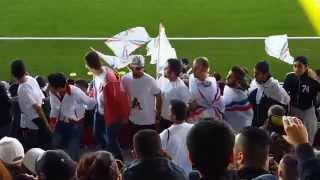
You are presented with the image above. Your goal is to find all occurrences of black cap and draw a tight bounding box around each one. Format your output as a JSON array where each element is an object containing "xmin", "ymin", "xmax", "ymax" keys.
[
  {"xmin": 36, "ymin": 150, "xmax": 76, "ymax": 180},
  {"xmin": 255, "ymin": 60, "xmax": 270, "ymax": 74},
  {"xmin": 294, "ymin": 56, "xmax": 309, "ymax": 66}
]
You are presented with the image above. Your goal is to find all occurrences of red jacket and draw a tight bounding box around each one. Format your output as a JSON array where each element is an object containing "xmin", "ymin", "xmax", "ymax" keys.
[{"xmin": 103, "ymin": 68, "xmax": 130, "ymax": 125}]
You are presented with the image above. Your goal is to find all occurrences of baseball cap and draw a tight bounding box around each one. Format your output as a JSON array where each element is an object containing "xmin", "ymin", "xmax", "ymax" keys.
[
  {"xmin": 23, "ymin": 148, "xmax": 45, "ymax": 174},
  {"xmin": 130, "ymin": 55, "xmax": 145, "ymax": 68},
  {"xmin": 0, "ymin": 137, "xmax": 24, "ymax": 165},
  {"xmin": 36, "ymin": 150, "xmax": 76, "ymax": 179}
]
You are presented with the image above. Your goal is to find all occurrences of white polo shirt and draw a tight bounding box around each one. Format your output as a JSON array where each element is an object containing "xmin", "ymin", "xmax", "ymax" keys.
[
  {"xmin": 122, "ymin": 72, "xmax": 161, "ymax": 125},
  {"xmin": 18, "ymin": 76, "xmax": 45, "ymax": 130},
  {"xmin": 50, "ymin": 85, "xmax": 96, "ymax": 121},
  {"xmin": 160, "ymin": 122, "xmax": 194, "ymax": 174},
  {"xmin": 158, "ymin": 76, "xmax": 191, "ymax": 121}
]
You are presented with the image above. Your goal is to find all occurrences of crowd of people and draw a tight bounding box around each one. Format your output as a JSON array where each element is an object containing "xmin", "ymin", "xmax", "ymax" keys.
[{"xmin": 0, "ymin": 51, "xmax": 320, "ymax": 180}]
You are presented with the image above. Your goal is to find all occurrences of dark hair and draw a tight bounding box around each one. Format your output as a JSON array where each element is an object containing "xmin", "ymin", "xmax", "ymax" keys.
[
  {"xmin": 167, "ymin": 58, "xmax": 182, "ymax": 76},
  {"xmin": 294, "ymin": 56, "xmax": 309, "ymax": 66},
  {"xmin": 194, "ymin": 57, "xmax": 209, "ymax": 69},
  {"xmin": 231, "ymin": 66, "xmax": 249, "ymax": 90},
  {"xmin": 170, "ymin": 100, "xmax": 187, "ymax": 122},
  {"xmin": 11, "ymin": 60, "xmax": 26, "ymax": 79},
  {"xmin": 213, "ymin": 72, "xmax": 222, "ymax": 81},
  {"xmin": 237, "ymin": 127, "xmax": 271, "ymax": 168},
  {"xmin": 76, "ymin": 151, "xmax": 121, "ymax": 180},
  {"xmin": 187, "ymin": 120, "xmax": 235, "ymax": 179},
  {"xmin": 280, "ymin": 154, "xmax": 298, "ymax": 180},
  {"xmin": 85, "ymin": 51, "xmax": 101, "ymax": 70},
  {"xmin": 181, "ymin": 58, "xmax": 189, "ymax": 65},
  {"xmin": 9, "ymin": 83, "xmax": 19, "ymax": 97},
  {"xmin": 36, "ymin": 150, "xmax": 76, "ymax": 180},
  {"xmin": 255, "ymin": 61, "xmax": 270, "ymax": 74},
  {"xmin": 75, "ymin": 79, "xmax": 89, "ymax": 90},
  {"xmin": 35, "ymin": 76, "xmax": 47, "ymax": 88},
  {"xmin": 133, "ymin": 129, "xmax": 161, "ymax": 158},
  {"xmin": 48, "ymin": 73, "xmax": 67, "ymax": 89}
]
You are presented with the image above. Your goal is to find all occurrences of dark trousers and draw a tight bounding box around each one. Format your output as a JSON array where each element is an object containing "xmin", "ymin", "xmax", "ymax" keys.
[
  {"xmin": 159, "ymin": 118, "xmax": 173, "ymax": 133},
  {"xmin": 52, "ymin": 121, "xmax": 83, "ymax": 161},
  {"xmin": 94, "ymin": 112, "xmax": 123, "ymax": 160}
]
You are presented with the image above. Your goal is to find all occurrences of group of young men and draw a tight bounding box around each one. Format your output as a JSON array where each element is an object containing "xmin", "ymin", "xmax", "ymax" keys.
[{"xmin": 10, "ymin": 50, "xmax": 320, "ymax": 164}]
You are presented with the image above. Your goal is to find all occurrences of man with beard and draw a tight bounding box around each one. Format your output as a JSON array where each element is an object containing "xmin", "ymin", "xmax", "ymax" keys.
[{"xmin": 222, "ymin": 66, "xmax": 253, "ymax": 132}]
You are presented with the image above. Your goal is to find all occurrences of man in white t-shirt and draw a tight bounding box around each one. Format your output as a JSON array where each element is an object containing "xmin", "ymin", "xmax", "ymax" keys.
[
  {"xmin": 11, "ymin": 60, "xmax": 52, "ymax": 150},
  {"xmin": 160, "ymin": 100, "xmax": 193, "ymax": 174},
  {"xmin": 188, "ymin": 57, "xmax": 224, "ymax": 123},
  {"xmin": 122, "ymin": 55, "xmax": 161, "ymax": 143},
  {"xmin": 48, "ymin": 73, "xmax": 96, "ymax": 160},
  {"xmin": 159, "ymin": 58, "xmax": 191, "ymax": 132}
]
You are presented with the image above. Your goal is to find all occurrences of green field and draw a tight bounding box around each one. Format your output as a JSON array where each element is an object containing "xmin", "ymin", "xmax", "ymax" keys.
[{"xmin": 0, "ymin": 0, "xmax": 319, "ymax": 81}]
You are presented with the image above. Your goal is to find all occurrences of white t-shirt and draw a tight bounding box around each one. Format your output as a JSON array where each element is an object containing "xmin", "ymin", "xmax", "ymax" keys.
[
  {"xmin": 93, "ymin": 68, "xmax": 107, "ymax": 115},
  {"xmin": 18, "ymin": 76, "xmax": 45, "ymax": 130},
  {"xmin": 158, "ymin": 76, "xmax": 191, "ymax": 121},
  {"xmin": 160, "ymin": 122, "xmax": 194, "ymax": 174},
  {"xmin": 122, "ymin": 72, "xmax": 161, "ymax": 125},
  {"xmin": 50, "ymin": 85, "xmax": 96, "ymax": 121}
]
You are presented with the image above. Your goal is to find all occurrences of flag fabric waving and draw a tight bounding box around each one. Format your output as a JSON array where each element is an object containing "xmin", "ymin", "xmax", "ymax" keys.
[
  {"xmin": 105, "ymin": 27, "xmax": 151, "ymax": 59},
  {"xmin": 265, "ymin": 34, "xmax": 294, "ymax": 64},
  {"xmin": 147, "ymin": 24, "xmax": 177, "ymax": 74},
  {"xmin": 91, "ymin": 48, "xmax": 131, "ymax": 69}
]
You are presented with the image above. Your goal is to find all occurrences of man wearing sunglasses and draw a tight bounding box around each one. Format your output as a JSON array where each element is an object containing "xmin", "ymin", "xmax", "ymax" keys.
[{"xmin": 283, "ymin": 56, "xmax": 320, "ymax": 144}]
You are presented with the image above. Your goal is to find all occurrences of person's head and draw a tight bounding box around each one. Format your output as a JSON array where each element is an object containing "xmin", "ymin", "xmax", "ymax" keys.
[
  {"xmin": 164, "ymin": 58, "xmax": 182, "ymax": 81},
  {"xmin": 23, "ymin": 148, "xmax": 45, "ymax": 175},
  {"xmin": 133, "ymin": 129, "xmax": 162, "ymax": 159},
  {"xmin": 76, "ymin": 151, "xmax": 122, "ymax": 180},
  {"xmin": 170, "ymin": 100, "xmax": 187, "ymax": 123},
  {"xmin": 254, "ymin": 61, "xmax": 271, "ymax": 84},
  {"xmin": 266, "ymin": 105, "xmax": 286, "ymax": 134},
  {"xmin": 8, "ymin": 83, "xmax": 19, "ymax": 98},
  {"xmin": 11, "ymin": 60, "xmax": 26, "ymax": 81},
  {"xmin": 187, "ymin": 120, "xmax": 235, "ymax": 179},
  {"xmin": 234, "ymin": 127, "xmax": 271, "ymax": 170},
  {"xmin": 85, "ymin": 51, "xmax": 103, "ymax": 75},
  {"xmin": 130, "ymin": 55, "xmax": 145, "ymax": 78},
  {"xmin": 227, "ymin": 66, "xmax": 248, "ymax": 89},
  {"xmin": 35, "ymin": 76, "xmax": 47, "ymax": 89},
  {"xmin": 0, "ymin": 137, "xmax": 24, "ymax": 167},
  {"xmin": 36, "ymin": 150, "xmax": 76, "ymax": 180},
  {"xmin": 193, "ymin": 57, "xmax": 210, "ymax": 81},
  {"xmin": 293, "ymin": 56, "xmax": 309, "ymax": 77},
  {"xmin": 75, "ymin": 79, "xmax": 89, "ymax": 93},
  {"xmin": 278, "ymin": 154, "xmax": 298, "ymax": 180},
  {"xmin": 181, "ymin": 58, "xmax": 189, "ymax": 66},
  {"xmin": 47, "ymin": 73, "xmax": 67, "ymax": 95}
]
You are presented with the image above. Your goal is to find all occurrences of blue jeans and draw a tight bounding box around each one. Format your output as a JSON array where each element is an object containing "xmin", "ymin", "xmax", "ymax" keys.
[
  {"xmin": 94, "ymin": 112, "xmax": 123, "ymax": 160},
  {"xmin": 52, "ymin": 121, "xmax": 83, "ymax": 160}
]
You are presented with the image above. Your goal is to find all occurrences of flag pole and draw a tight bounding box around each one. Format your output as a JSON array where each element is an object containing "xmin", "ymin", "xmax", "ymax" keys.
[{"xmin": 156, "ymin": 23, "xmax": 162, "ymax": 79}]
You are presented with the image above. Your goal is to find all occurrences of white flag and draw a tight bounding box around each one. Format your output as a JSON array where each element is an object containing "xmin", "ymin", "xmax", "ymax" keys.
[
  {"xmin": 265, "ymin": 34, "xmax": 294, "ymax": 64},
  {"xmin": 105, "ymin": 27, "xmax": 150, "ymax": 58},
  {"xmin": 92, "ymin": 48, "xmax": 131, "ymax": 69},
  {"xmin": 146, "ymin": 24, "xmax": 177, "ymax": 74}
]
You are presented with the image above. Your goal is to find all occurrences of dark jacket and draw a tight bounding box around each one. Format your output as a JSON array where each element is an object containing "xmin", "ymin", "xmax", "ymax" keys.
[
  {"xmin": 0, "ymin": 84, "xmax": 12, "ymax": 127},
  {"xmin": 199, "ymin": 171, "xmax": 239, "ymax": 180},
  {"xmin": 238, "ymin": 167, "xmax": 269, "ymax": 180},
  {"xmin": 283, "ymin": 72, "xmax": 320, "ymax": 110},
  {"xmin": 248, "ymin": 90, "xmax": 283, "ymax": 127},
  {"xmin": 123, "ymin": 157, "xmax": 187, "ymax": 180},
  {"xmin": 296, "ymin": 143, "xmax": 320, "ymax": 180}
]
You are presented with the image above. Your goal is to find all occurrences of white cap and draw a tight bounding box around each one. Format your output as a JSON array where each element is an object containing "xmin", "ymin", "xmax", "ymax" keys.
[
  {"xmin": 0, "ymin": 137, "xmax": 24, "ymax": 165},
  {"xmin": 130, "ymin": 55, "xmax": 145, "ymax": 68},
  {"xmin": 23, "ymin": 148, "xmax": 45, "ymax": 174}
]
